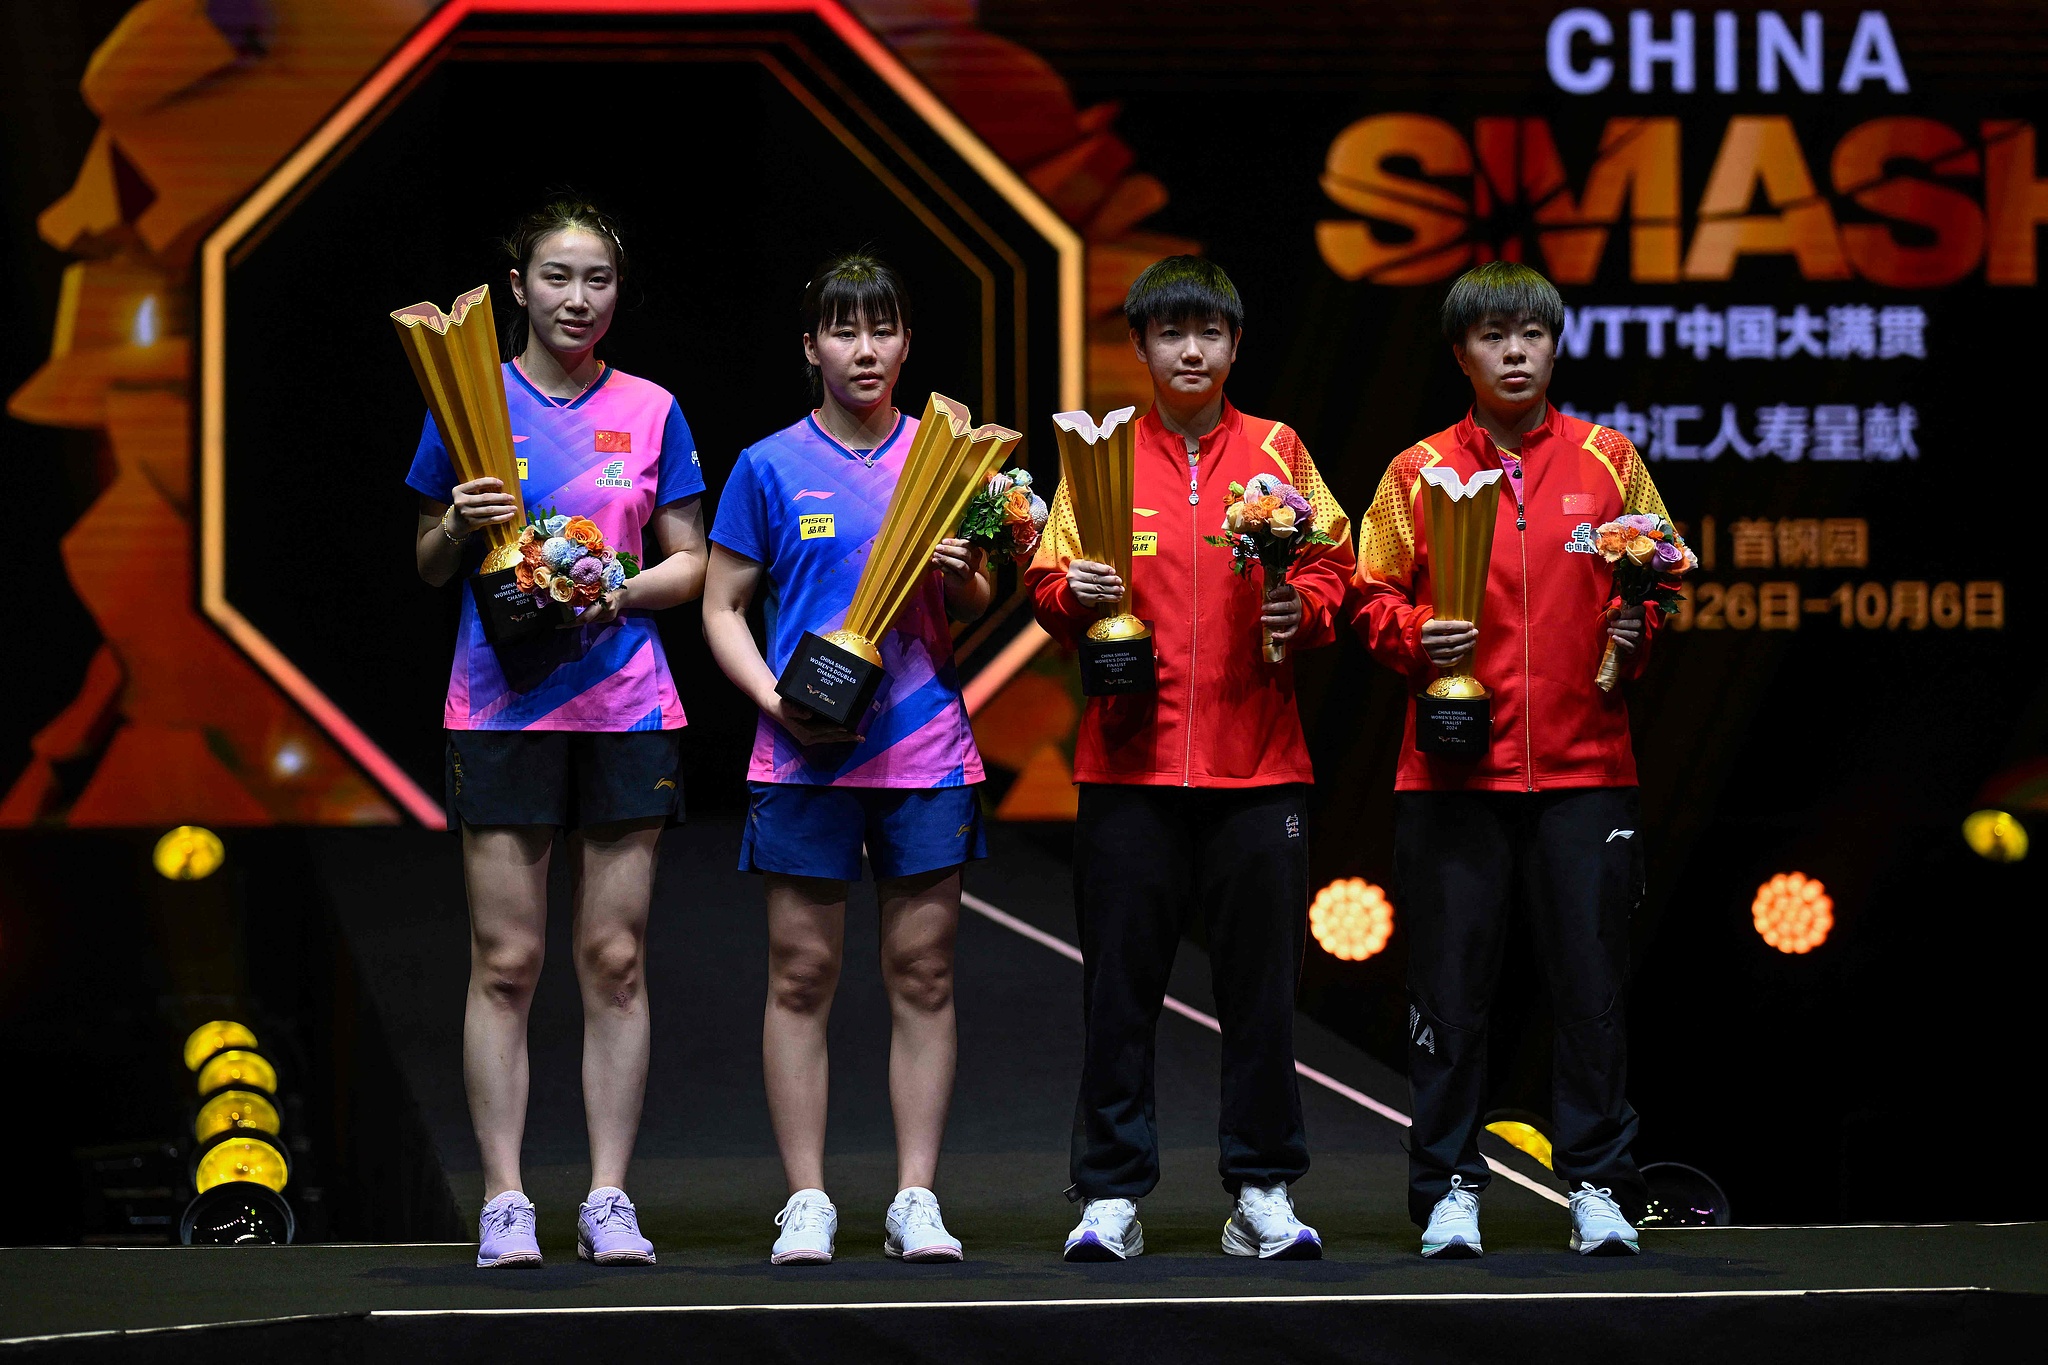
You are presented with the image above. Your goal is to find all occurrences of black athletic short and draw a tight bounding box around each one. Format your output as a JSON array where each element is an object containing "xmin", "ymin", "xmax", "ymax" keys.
[{"xmin": 443, "ymin": 730, "xmax": 684, "ymax": 830}]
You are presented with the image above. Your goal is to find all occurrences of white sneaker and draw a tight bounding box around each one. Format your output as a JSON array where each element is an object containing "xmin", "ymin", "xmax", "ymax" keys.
[
  {"xmin": 770, "ymin": 1188, "xmax": 837, "ymax": 1264},
  {"xmin": 1063, "ymin": 1197, "xmax": 1142, "ymax": 1261},
  {"xmin": 1221, "ymin": 1182, "xmax": 1323, "ymax": 1259},
  {"xmin": 884, "ymin": 1186, "xmax": 963, "ymax": 1262},
  {"xmin": 1568, "ymin": 1182, "xmax": 1640, "ymax": 1255},
  {"xmin": 1420, "ymin": 1175, "xmax": 1483, "ymax": 1258}
]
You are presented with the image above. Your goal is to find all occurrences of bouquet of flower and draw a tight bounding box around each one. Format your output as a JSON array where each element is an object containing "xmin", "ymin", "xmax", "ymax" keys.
[
  {"xmin": 1593, "ymin": 512, "xmax": 1696, "ymax": 691},
  {"xmin": 513, "ymin": 506, "xmax": 639, "ymax": 618},
  {"xmin": 958, "ymin": 467, "xmax": 1049, "ymax": 565},
  {"xmin": 1202, "ymin": 472, "xmax": 1337, "ymax": 661}
]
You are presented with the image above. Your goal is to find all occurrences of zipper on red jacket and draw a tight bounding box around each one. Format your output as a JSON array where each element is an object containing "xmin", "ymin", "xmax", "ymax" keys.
[
  {"xmin": 1512, "ymin": 475, "xmax": 1534, "ymax": 791},
  {"xmin": 1183, "ymin": 440, "xmax": 1200, "ymax": 786}
]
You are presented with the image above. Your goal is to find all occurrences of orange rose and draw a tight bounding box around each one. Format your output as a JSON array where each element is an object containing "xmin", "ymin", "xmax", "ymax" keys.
[
  {"xmin": 520, "ymin": 539, "xmax": 544, "ymax": 567},
  {"xmin": 575, "ymin": 580, "xmax": 602, "ymax": 605},
  {"xmin": 518, "ymin": 525, "xmax": 540, "ymax": 548},
  {"xmin": 514, "ymin": 562, "xmax": 536, "ymax": 593},
  {"xmin": 1595, "ymin": 526, "xmax": 1628, "ymax": 559},
  {"xmin": 548, "ymin": 576, "xmax": 578, "ymax": 603},
  {"xmin": 562, "ymin": 516, "xmax": 604, "ymax": 550}
]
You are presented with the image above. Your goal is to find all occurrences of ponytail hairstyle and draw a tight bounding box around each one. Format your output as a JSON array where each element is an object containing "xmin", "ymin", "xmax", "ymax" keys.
[
  {"xmin": 499, "ymin": 197, "xmax": 629, "ymax": 359},
  {"xmin": 799, "ymin": 251, "xmax": 911, "ymax": 401}
]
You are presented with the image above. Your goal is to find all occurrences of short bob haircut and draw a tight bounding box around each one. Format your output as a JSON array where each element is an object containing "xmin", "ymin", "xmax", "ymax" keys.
[
  {"xmin": 1440, "ymin": 261, "xmax": 1564, "ymax": 346},
  {"xmin": 1123, "ymin": 255, "xmax": 1243, "ymax": 337},
  {"xmin": 800, "ymin": 251, "xmax": 911, "ymax": 398}
]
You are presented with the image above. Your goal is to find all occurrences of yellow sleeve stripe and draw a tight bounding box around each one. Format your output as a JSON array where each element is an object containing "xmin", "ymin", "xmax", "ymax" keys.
[{"xmin": 1583, "ymin": 427, "xmax": 1627, "ymax": 499}]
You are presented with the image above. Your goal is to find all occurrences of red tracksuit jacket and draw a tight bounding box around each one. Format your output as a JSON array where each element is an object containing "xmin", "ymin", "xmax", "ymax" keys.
[
  {"xmin": 1349, "ymin": 406, "xmax": 1672, "ymax": 792},
  {"xmin": 1027, "ymin": 402, "xmax": 1355, "ymax": 787}
]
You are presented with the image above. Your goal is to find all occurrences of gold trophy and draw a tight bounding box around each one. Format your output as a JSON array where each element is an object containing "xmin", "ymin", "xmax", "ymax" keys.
[
  {"xmin": 1052, "ymin": 406, "xmax": 1156, "ymax": 695},
  {"xmin": 776, "ymin": 392, "xmax": 1020, "ymax": 727},
  {"xmin": 391, "ymin": 286, "xmax": 550, "ymax": 644},
  {"xmin": 1414, "ymin": 466, "xmax": 1502, "ymax": 756}
]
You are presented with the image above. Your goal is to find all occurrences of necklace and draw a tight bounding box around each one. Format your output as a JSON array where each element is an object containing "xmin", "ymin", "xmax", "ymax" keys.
[
  {"xmin": 818, "ymin": 408, "xmax": 897, "ymax": 467},
  {"xmin": 517, "ymin": 355, "xmax": 604, "ymax": 408}
]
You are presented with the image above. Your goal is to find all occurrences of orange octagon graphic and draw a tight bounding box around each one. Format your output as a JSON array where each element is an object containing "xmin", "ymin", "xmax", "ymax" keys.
[{"xmin": 198, "ymin": 0, "xmax": 1083, "ymax": 825}]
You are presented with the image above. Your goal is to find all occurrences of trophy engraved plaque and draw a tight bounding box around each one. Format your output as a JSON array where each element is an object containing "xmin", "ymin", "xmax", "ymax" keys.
[
  {"xmin": 391, "ymin": 286, "xmax": 559, "ymax": 646},
  {"xmin": 1414, "ymin": 465, "xmax": 1502, "ymax": 757},
  {"xmin": 1052, "ymin": 406, "xmax": 1156, "ymax": 696},
  {"xmin": 777, "ymin": 393, "xmax": 1020, "ymax": 729}
]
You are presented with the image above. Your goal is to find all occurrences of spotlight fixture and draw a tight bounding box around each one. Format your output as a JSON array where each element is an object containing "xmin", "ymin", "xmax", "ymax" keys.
[
  {"xmin": 179, "ymin": 1021, "xmax": 293, "ymax": 1245},
  {"xmin": 1639, "ymin": 1161, "xmax": 1732, "ymax": 1226},
  {"xmin": 1309, "ymin": 877, "xmax": 1395, "ymax": 961},
  {"xmin": 1751, "ymin": 872, "xmax": 1832, "ymax": 954},
  {"xmin": 153, "ymin": 826, "xmax": 225, "ymax": 881},
  {"xmin": 1962, "ymin": 809, "xmax": 2029, "ymax": 863}
]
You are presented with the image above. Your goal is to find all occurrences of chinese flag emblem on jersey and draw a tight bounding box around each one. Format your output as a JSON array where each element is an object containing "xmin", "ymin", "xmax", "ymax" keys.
[{"xmin": 595, "ymin": 430, "xmax": 631, "ymax": 453}]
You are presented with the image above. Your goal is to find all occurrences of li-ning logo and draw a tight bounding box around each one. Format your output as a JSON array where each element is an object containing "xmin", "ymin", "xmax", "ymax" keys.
[
  {"xmin": 1408, "ymin": 1004, "xmax": 1436, "ymax": 1055},
  {"xmin": 1607, "ymin": 829, "xmax": 1635, "ymax": 842},
  {"xmin": 595, "ymin": 459, "xmax": 633, "ymax": 489},
  {"xmin": 1284, "ymin": 813, "xmax": 1301, "ymax": 839},
  {"xmin": 1565, "ymin": 522, "xmax": 1600, "ymax": 554},
  {"xmin": 654, "ymin": 778, "xmax": 676, "ymax": 791}
]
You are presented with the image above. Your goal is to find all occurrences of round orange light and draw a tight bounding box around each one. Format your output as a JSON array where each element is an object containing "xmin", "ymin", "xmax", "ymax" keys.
[
  {"xmin": 1752, "ymin": 872, "xmax": 1833, "ymax": 954},
  {"xmin": 1310, "ymin": 877, "xmax": 1395, "ymax": 962},
  {"xmin": 197, "ymin": 1049, "xmax": 277, "ymax": 1097},
  {"xmin": 193, "ymin": 1136, "xmax": 289, "ymax": 1194}
]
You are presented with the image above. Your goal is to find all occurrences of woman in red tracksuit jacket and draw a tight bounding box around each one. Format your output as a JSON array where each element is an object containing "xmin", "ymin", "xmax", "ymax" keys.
[
  {"xmin": 1026, "ymin": 258, "xmax": 1354, "ymax": 1263},
  {"xmin": 1351, "ymin": 261, "xmax": 1672, "ymax": 1260}
]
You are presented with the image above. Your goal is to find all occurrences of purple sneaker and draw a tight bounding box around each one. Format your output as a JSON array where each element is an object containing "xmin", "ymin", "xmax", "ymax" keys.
[
  {"xmin": 578, "ymin": 1187, "xmax": 655, "ymax": 1265},
  {"xmin": 477, "ymin": 1190, "xmax": 542, "ymax": 1268}
]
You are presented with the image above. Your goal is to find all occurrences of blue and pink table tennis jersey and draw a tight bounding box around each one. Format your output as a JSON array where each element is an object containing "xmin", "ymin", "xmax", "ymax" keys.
[
  {"xmin": 710, "ymin": 413, "xmax": 984, "ymax": 789},
  {"xmin": 406, "ymin": 363, "xmax": 705, "ymax": 731}
]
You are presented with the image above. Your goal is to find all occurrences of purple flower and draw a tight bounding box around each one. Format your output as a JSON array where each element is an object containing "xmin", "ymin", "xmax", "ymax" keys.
[
  {"xmin": 570, "ymin": 556, "xmax": 603, "ymax": 585},
  {"xmin": 1652, "ymin": 539, "xmax": 1684, "ymax": 568},
  {"xmin": 1279, "ymin": 487, "xmax": 1311, "ymax": 519},
  {"xmin": 531, "ymin": 591, "xmax": 552, "ymax": 610},
  {"xmin": 1619, "ymin": 513, "xmax": 1661, "ymax": 534}
]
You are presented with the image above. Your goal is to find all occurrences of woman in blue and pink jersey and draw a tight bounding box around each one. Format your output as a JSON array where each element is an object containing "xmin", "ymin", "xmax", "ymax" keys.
[
  {"xmin": 703, "ymin": 254, "xmax": 993, "ymax": 1265},
  {"xmin": 409, "ymin": 200, "xmax": 707, "ymax": 1270}
]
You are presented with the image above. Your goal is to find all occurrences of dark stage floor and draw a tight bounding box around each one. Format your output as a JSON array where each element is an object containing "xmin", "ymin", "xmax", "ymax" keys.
[{"xmin": 3, "ymin": 821, "xmax": 2039, "ymax": 1360}]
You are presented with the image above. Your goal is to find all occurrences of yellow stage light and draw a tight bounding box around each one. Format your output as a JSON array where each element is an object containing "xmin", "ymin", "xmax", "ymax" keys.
[
  {"xmin": 1752, "ymin": 872, "xmax": 1833, "ymax": 954},
  {"xmin": 1309, "ymin": 877, "xmax": 1395, "ymax": 962},
  {"xmin": 1485, "ymin": 1120, "xmax": 1555, "ymax": 1170},
  {"xmin": 182, "ymin": 1020, "xmax": 259, "ymax": 1072},
  {"xmin": 153, "ymin": 826, "xmax": 224, "ymax": 881},
  {"xmin": 1963, "ymin": 810, "xmax": 2029, "ymax": 863},
  {"xmin": 197, "ymin": 1049, "xmax": 277, "ymax": 1097},
  {"xmin": 193, "ymin": 1136, "xmax": 289, "ymax": 1194},
  {"xmin": 195, "ymin": 1089, "xmax": 281, "ymax": 1144}
]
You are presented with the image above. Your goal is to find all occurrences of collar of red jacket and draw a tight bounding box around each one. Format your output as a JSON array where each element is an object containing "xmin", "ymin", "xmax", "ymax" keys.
[
  {"xmin": 1135, "ymin": 397, "xmax": 1244, "ymax": 458},
  {"xmin": 1451, "ymin": 402, "xmax": 1564, "ymax": 463}
]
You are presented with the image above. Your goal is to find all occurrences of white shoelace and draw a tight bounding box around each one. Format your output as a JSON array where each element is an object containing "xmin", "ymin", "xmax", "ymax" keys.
[
  {"xmin": 776, "ymin": 1194, "xmax": 833, "ymax": 1235},
  {"xmin": 1569, "ymin": 1183, "xmax": 1623, "ymax": 1219},
  {"xmin": 1441, "ymin": 1176, "xmax": 1480, "ymax": 1218},
  {"xmin": 1239, "ymin": 1185, "xmax": 1293, "ymax": 1220},
  {"xmin": 893, "ymin": 1189, "xmax": 948, "ymax": 1241}
]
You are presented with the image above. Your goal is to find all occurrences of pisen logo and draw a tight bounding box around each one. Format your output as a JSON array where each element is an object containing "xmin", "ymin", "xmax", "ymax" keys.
[
  {"xmin": 515, "ymin": 457, "xmax": 529, "ymax": 481},
  {"xmin": 1132, "ymin": 532, "xmax": 1159, "ymax": 556},
  {"xmin": 595, "ymin": 459, "xmax": 632, "ymax": 489},
  {"xmin": 800, "ymin": 514, "xmax": 836, "ymax": 540}
]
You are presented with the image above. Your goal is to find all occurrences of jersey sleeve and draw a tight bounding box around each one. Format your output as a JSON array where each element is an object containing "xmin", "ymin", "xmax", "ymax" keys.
[
  {"xmin": 655, "ymin": 398, "xmax": 706, "ymax": 506},
  {"xmin": 708, "ymin": 446, "xmax": 769, "ymax": 564},
  {"xmin": 1265, "ymin": 423, "xmax": 1355, "ymax": 651},
  {"xmin": 1347, "ymin": 443, "xmax": 1438, "ymax": 679},
  {"xmin": 1023, "ymin": 473, "xmax": 1091, "ymax": 648},
  {"xmin": 404, "ymin": 412, "xmax": 457, "ymax": 504},
  {"xmin": 1589, "ymin": 425, "xmax": 1668, "ymax": 677}
]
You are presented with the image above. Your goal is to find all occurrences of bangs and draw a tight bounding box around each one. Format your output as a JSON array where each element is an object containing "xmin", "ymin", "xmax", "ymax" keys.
[
  {"xmin": 1123, "ymin": 255, "xmax": 1243, "ymax": 334},
  {"xmin": 1441, "ymin": 262, "xmax": 1564, "ymax": 343},
  {"xmin": 804, "ymin": 255, "xmax": 911, "ymax": 336}
]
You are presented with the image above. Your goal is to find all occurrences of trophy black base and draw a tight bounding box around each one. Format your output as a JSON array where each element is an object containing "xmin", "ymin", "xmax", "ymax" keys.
[
  {"xmin": 777, "ymin": 631, "xmax": 883, "ymax": 730},
  {"xmin": 1415, "ymin": 694, "xmax": 1491, "ymax": 757},
  {"xmin": 471, "ymin": 567, "xmax": 565, "ymax": 647},
  {"xmin": 1079, "ymin": 633, "xmax": 1157, "ymax": 696}
]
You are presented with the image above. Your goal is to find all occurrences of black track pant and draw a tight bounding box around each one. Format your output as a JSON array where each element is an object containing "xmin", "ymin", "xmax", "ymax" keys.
[
  {"xmin": 1395, "ymin": 787, "xmax": 1647, "ymax": 1226},
  {"xmin": 1070, "ymin": 783, "xmax": 1310, "ymax": 1199}
]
